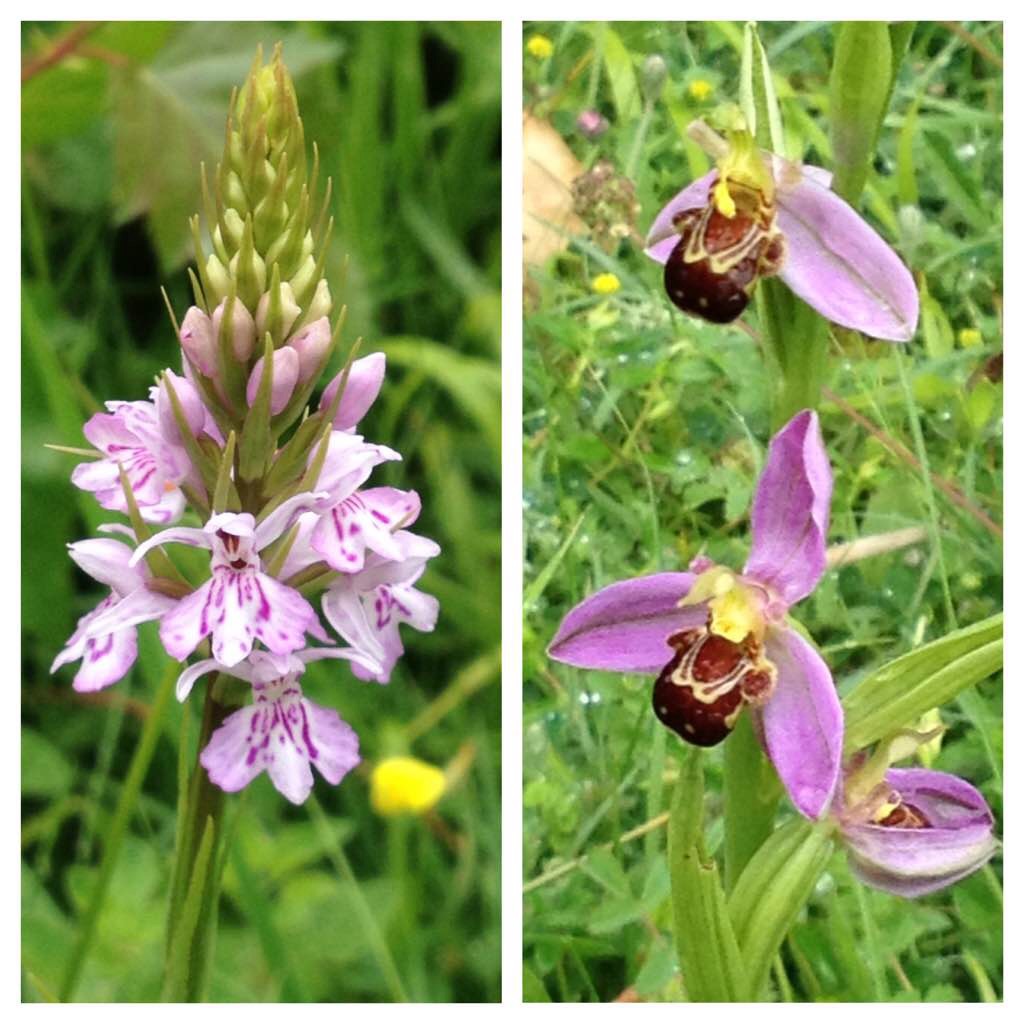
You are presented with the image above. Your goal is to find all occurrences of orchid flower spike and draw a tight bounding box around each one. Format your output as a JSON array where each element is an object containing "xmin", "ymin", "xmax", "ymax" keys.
[
  {"xmin": 645, "ymin": 123, "xmax": 919, "ymax": 342},
  {"xmin": 549, "ymin": 409, "xmax": 842, "ymax": 819},
  {"xmin": 835, "ymin": 731, "xmax": 998, "ymax": 897}
]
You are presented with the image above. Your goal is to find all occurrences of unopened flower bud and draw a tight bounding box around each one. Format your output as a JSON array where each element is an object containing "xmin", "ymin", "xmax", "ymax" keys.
[
  {"xmin": 179, "ymin": 307, "xmax": 218, "ymax": 376},
  {"xmin": 319, "ymin": 352, "xmax": 386, "ymax": 430},
  {"xmin": 246, "ymin": 346, "xmax": 299, "ymax": 414},
  {"xmin": 256, "ymin": 282, "xmax": 301, "ymax": 342},
  {"xmin": 306, "ymin": 279, "xmax": 333, "ymax": 322},
  {"xmin": 287, "ymin": 317, "xmax": 331, "ymax": 385},
  {"xmin": 212, "ymin": 297, "xmax": 257, "ymax": 363},
  {"xmin": 576, "ymin": 109, "xmax": 609, "ymax": 140},
  {"xmin": 205, "ymin": 254, "xmax": 231, "ymax": 303},
  {"xmin": 641, "ymin": 54, "xmax": 667, "ymax": 104},
  {"xmin": 155, "ymin": 370, "xmax": 206, "ymax": 442}
]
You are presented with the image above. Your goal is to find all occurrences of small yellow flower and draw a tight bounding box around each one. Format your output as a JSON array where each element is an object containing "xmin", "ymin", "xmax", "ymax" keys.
[
  {"xmin": 526, "ymin": 35, "xmax": 554, "ymax": 60},
  {"xmin": 958, "ymin": 327, "xmax": 982, "ymax": 348},
  {"xmin": 689, "ymin": 79, "xmax": 714, "ymax": 102},
  {"xmin": 592, "ymin": 272, "xmax": 621, "ymax": 295},
  {"xmin": 370, "ymin": 756, "xmax": 446, "ymax": 816}
]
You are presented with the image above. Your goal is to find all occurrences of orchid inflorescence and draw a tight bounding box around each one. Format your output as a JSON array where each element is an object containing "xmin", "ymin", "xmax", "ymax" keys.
[
  {"xmin": 549, "ymin": 95, "xmax": 996, "ymax": 901},
  {"xmin": 52, "ymin": 46, "xmax": 439, "ymax": 806}
]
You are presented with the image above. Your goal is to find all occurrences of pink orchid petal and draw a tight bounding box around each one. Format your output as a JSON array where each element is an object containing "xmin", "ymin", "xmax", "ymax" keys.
[
  {"xmin": 129, "ymin": 525, "xmax": 211, "ymax": 567},
  {"xmin": 760, "ymin": 626, "xmax": 842, "ymax": 820},
  {"xmin": 246, "ymin": 346, "xmax": 300, "ymax": 415},
  {"xmin": 842, "ymin": 769, "xmax": 996, "ymax": 896},
  {"xmin": 548, "ymin": 572, "xmax": 702, "ymax": 674},
  {"xmin": 254, "ymin": 491, "xmax": 330, "ymax": 551},
  {"xmin": 175, "ymin": 658, "xmax": 223, "ymax": 702},
  {"xmin": 774, "ymin": 166, "xmax": 918, "ymax": 341},
  {"xmin": 644, "ymin": 170, "xmax": 718, "ymax": 262},
  {"xmin": 67, "ymin": 538, "xmax": 142, "ymax": 597},
  {"xmin": 250, "ymin": 574, "xmax": 321, "ymax": 658},
  {"xmin": 72, "ymin": 627, "xmax": 138, "ymax": 692},
  {"xmin": 311, "ymin": 487, "xmax": 419, "ymax": 573},
  {"xmin": 743, "ymin": 409, "xmax": 832, "ymax": 608},
  {"xmin": 322, "ymin": 581, "xmax": 388, "ymax": 664},
  {"xmin": 319, "ymin": 352, "xmax": 387, "ymax": 430},
  {"xmin": 199, "ymin": 679, "xmax": 360, "ymax": 804},
  {"xmin": 314, "ymin": 431, "xmax": 402, "ymax": 503},
  {"xmin": 81, "ymin": 585, "xmax": 176, "ymax": 638}
]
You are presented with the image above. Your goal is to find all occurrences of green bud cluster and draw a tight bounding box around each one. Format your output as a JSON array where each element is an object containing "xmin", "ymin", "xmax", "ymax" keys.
[
  {"xmin": 173, "ymin": 44, "xmax": 351, "ymax": 501},
  {"xmin": 191, "ymin": 43, "xmax": 333, "ymax": 347}
]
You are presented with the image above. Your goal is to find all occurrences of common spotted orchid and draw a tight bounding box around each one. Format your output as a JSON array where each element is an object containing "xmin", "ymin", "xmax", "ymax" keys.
[{"xmin": 549, "ymin": 409, "xmax": 842, "ymax": 819}]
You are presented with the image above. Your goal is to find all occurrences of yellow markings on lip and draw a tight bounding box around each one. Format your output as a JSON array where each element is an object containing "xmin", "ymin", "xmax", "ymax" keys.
[
  {"xmin": 712, "ymin": 178, "xmax": 737, "ymax": 218},
  {"xmin": 679, "ymin": 566, "xmax": 765, "ymax": 643}
]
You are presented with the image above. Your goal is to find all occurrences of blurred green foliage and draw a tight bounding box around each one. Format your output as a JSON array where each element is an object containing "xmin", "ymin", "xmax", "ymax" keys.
[
  {"xmin": 22, "ymin": 21, "xmax": 500, "ymax": 1002},
  {"xmin": 523, "ymin": 21, "xmax": 1001, "ymax": 1002}
]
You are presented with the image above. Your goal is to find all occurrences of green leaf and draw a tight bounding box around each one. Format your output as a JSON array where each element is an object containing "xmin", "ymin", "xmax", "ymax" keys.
[
  {"xmin": 378, "ymin": 337, "xmax": 501, "ymax": 455},
  {"xmin": 21, "ymin": 730, "xmax": 74, "ymax": 798},
  {"xmin": 595, "ymin": 25, "xmax": 641, "ymax": 123},
  {"xmin": 237, "ymin": 336, "xmax": 275, "ymax": 482},
  {"xmin": 667, "ymin": 750, "xmax": 746, "ymax": 1002},
  {"xmin": 60, "ymin": 664, "xmax": 177, "ymax": 1002},
  {"xmin": 829, "ymin": 22, "xmax": 893, "ymax": 202},
  {"xmin": 162, "ymin": 815, "xmax": 216, "ymax": 1001},
  {"xmin": 728, "ymin": 818, "xmax": 834, "ymax": 1000},
  {"xmin": 843, "ymin": 613, "xmax": 1003, "ymax": 752},
  {"xmin": 523, "ymin": 963, "xmax": 552, "ymax": 1002},
  {"xmin": 740, "ymin": 22, "xmax": 784, "ymax": 152}
]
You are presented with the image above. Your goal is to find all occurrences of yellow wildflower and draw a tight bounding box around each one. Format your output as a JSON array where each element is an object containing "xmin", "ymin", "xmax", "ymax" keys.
[
  {"xmin": 370, "ymin": 756, "xmax": 446, "ymax": 816},
  {"xmin": 526, "ymin": 35, "xmax": 554, "ymax": 60},
  {"xmin": 958, "ymin": 327, "xmax": 982, "ymax": 348},
  {"xmin": 592, "ymin": 272, "xmax": 621, "ymax": 295},
  {"xmin": 689, "ymin": 79, "xmax": 714, "ymax": 102}
]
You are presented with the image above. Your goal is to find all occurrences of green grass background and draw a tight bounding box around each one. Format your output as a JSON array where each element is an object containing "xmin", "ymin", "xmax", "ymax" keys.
[
  {"xmin": 523, "ymin": 21, "xmax": 1002, "ymax": 1002},
  {"xmin": 22, "ymin": 21, "xmax": 500, "ymax": 1002}
]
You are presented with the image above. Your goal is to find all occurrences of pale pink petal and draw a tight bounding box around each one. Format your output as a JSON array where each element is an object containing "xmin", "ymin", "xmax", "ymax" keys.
[
  {"xmin": 548, "ymin": 572, "xmax": 702, "ymax": 673},
  {"xmin": 129, "ymin": 525, "xmax": 212, "ymax": 567},
  {"xmin": 81, "ymin": 586, "xmax": 176, "ymax": 637},
  {"xmin": 743, "ymin": 409, "xmax": 832, "ymax": 608},
  {"xmin": 175, "ymin": 658, "xmax": 224, "ymax": 702},
  {"xmin": 310, "ymin": 488, "xmax": 418, "ymax": 573},
  {"xmin": 246, "ymin": 347, "xmax": 300, "ymax": 414},
  {"xmin": 67, "ymin": 538, "xmax": 141, "ymax": 597},
  {"xmin": 319, "ymin": 352, "xmax": 387, "ymax": 430},
  {"xmin": 253, "ymin": 491, "xmax": 330, "ymax": 551},
  {"xmin": 759, "ymin": 627, "xmax": 842, "ymax": 820}
]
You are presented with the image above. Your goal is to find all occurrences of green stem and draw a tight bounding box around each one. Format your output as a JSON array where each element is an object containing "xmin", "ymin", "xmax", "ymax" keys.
[
  {"xmin": 60, "ymin": 664, "xmax": 177, "ymax": 1002},
  {"xmin": 722, "ymin": 712, "xmax": 782, "ymax": 891},
  {"xmin": 163, "ymin": 683, "xmax": 232, "ymax": 1001}
]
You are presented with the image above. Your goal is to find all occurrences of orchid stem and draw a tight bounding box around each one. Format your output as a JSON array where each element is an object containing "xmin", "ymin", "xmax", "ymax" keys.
[
  {"xmin": 722, "ymin": 712, "xmax": 781, "ymax": 891},
  {"xmin": 163, "ymin": 682, "xmax": 232, "ymax": 1001}
]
